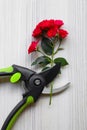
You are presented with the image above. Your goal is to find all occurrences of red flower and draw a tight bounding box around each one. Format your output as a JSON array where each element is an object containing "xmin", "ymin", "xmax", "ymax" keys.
[
  {"xmin": 28, "ymin": 41, "xmax": 38, "ymax": 54},
  {"xmin": 54, "ymin": 20, "xmax": 64, "ymax": 28},
  {"xmin": 32, "ymin": 19, "xmax": 64, "ymax": 38},
  {"xmin": 39, "ymin": 19, "xmax": 54, "ymax": 30},
  {"xmin": 32, "ymin": 20, "xmax": 55, "ymax": 37},
  {"xmin": 58, "ymin": 29, "xmax": 68, "ymax": 39},
  {"xmin": 47, "ymin": 27, "xmax": 58, "ymax": 38},
  {"xmin": 32, "ymin": 26, "xmax": 42, "ymax": 37}
]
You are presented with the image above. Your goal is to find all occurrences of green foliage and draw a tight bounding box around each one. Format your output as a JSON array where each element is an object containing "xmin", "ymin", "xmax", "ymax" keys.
[
  {"xmin": 41, "ymin": 37, "xmax": 54, "ymax": 55},
  {"xmin": 54, "ymin": 57, "xmax": 69, "ymax": 66},
  {"xmin": 31, "ymin": 56, "xmax": 51, "ymax": 66}
]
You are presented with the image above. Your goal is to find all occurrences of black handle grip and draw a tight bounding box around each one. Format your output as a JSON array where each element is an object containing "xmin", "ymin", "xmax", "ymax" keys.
[{"xmin": 1, "ymin": 96, "xmax": 34, "ymax": 130}]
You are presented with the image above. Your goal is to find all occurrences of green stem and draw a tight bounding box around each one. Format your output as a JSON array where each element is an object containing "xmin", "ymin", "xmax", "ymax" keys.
[
  {"xmin": 49, "ymin": 40, "xmax": 61, "ymax": 105},
  {"xmin": 51, "ymin": 54, "xmax": 54, "ymax": 66},
  {"xmin": 54, "ymin": 40, "xmax": 61, "ymax": 55},
  {"xmin": 49, "ymin": 50, "xmax": 54, "ymax": 105},
  {"xmin": 37, "ymin": 49, "xmax": 47, "ymax": 56},
  {"xmin": 49, "ymin": 81, "xmax": 53, "ymax": 105}
]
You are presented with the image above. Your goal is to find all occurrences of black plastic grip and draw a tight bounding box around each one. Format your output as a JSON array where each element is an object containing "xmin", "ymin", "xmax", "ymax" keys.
[{"xmin": 1, "ymin": 97, "xmax": 27, "ymax": 130}]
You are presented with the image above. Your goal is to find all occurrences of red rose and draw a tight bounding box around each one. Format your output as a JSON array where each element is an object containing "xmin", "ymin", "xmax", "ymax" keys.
[
  {"xmin": 32, "ymin": 20, "xmax": 55, "ymax": 38},
  {"xmin": 47, "ymin": 27, "xmax": 58, "ymax": 38},
  {"xmin": 54, "ymin": 20, "xmax": 64, "ymax": 28},
  {"xmin": 38, "ymin": 19, "xmax": 54, "ymax": 30},
  {"xmin": 38, "ymin": 20, "xmax": 49, "ymax": 30},
  {"xmin": 32, "ymin": 26, "xmax": 42, "ymax": 37},
  {"xmin": 32, "ymin": 19, "xmax": 65, "ymax": 38},
  {"xmin": 58, "ymin": 29, "xmax": 68, "ymax": 39},
  {"xmin": 39, "ymin": 19, "xmax": 54, "ymax": 30},
  {"xmin": 28, "ymin": 41, "xmax": 38, "ymax": 54}
]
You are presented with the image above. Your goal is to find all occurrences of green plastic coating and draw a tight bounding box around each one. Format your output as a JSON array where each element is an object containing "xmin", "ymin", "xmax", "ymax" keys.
[
  {"xmin": 0, "ymin": 66, "xmax": 13, "ymax": 73},
  {"xmin": 10, "ymin": 72, "xmax": 21, "ymax": 83},
  {"xmin": 6, "ymin": 96, "xmax": 34, "ymax": 130}
]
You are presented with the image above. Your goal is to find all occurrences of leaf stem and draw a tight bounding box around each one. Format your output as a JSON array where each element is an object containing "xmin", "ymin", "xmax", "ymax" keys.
[{"xmin": 37, "ymin": 49, "xmax": 47, "ymax": 56}]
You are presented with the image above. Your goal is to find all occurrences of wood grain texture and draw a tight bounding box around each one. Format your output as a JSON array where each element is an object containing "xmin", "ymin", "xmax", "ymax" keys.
[{"xmin": 0, "ymin": 0, "xmax": 87, "ymax": 130}]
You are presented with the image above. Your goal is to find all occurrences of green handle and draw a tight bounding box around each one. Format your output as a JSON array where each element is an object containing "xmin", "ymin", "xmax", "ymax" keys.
[
  {"xmin": 0, "ymin": 66, "xmax": 22, "ymax": 83},
  {"xmin": 0, "ymin": 66, "xmax": 14, "ymax": 73},
  {"xmin": 1, "ymin": 96, "xmax": 34, "ymax": 130},
  {"xmin": 10, "ymin": 72, "xmax": 21, "ymax": 83}
]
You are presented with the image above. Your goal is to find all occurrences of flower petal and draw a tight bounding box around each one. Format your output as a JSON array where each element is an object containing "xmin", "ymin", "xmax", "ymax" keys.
[
  {"xmin": 58, "ymin": 29, "xmax": 68, "ymax": 39},
  {"xmin": 28, "ymin": 41, "xmax": 39, "ymax": 54}
]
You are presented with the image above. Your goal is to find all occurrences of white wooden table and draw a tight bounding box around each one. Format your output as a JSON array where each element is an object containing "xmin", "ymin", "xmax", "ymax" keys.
[{"xmin": 0, "ymin": 0, "xmax": 87, "ymax": 130}]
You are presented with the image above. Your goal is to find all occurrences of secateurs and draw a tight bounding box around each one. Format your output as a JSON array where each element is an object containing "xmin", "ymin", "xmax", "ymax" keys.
[{"xmin": 0, "ymin": 64, "xmax": 70, "ymax": 130}]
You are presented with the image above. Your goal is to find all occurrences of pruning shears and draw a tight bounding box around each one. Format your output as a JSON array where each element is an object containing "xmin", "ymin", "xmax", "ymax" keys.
[{"xmin": 0, "ymin": 64, "xmax": 70, "ymax": 130}]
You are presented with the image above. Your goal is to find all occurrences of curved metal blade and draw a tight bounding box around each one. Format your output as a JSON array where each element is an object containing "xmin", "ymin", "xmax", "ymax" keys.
[
  {"xmin": 39, "ymin": 64, "xmax": 61, "ymax": 86},
  {"xmin": 42, "ymin": 82, "xmax": 70, "ymax": 95}
]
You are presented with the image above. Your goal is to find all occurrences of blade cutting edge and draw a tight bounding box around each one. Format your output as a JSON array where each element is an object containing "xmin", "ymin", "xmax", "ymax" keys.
[{"xmin": 42, "ymin": 82, "xmax": 70, "ymax": 95}]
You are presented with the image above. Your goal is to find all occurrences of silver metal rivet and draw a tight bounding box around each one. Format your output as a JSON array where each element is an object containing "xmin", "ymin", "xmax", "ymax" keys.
[{"xmin": 34, "ymin": 79, "xmax": 41, "ymax": 86}]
